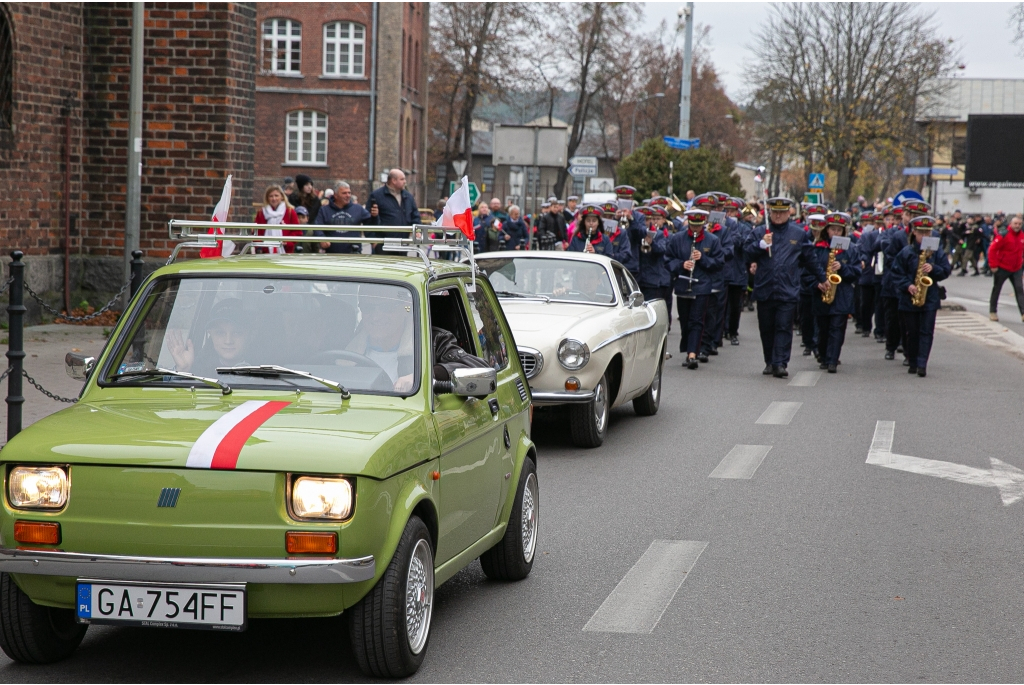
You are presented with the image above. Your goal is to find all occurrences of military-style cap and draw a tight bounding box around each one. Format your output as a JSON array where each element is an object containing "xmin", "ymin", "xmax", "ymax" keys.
[
  {"xmin": 712, "ymin": 192, "xmax": 730, "ymax": 206},
  {"xmin": 767, "ymin": 197, "xmax": 794, "ymax": 212},
  {"xmin": 883, "ymin": 204, "xmax": 896, "ymax": 216},
  {"xmin": 652, "ymin": 206, "xmax": 668, "ymax": 218},
  {"xmin": 901, "ymin": 199, "xmax": 932, "ymax": 217},
  {"xmin": 825, "ymin": 212, "xmax": 852, "ymax": 232},
  {"xmin": 578, "ymin": 204, "xmax": 603, "ymax": 217},
  {"xmin": 636, "ymin": 206, "xmax": 654, "ymax": 217},
  {"xmin": 614, "ymin": 185, "xmax": 636, "ymax": 200},
  {"xmin": 909, "ymin": 215, "xmax": 938, "ymax": 231},
  {"xmin": 725, "ymin": 197, "xmax": 745, "ymax": 211},
  {"xmin": 601, "ymin": 202, "xmax": 618, "ymax": 217},
  {"xmin": 860, "ymin": 211, "xmax": 875, "ymax": 223},
  {"xmin": 807, "ymin": 214, "xmax": 828, "ymax": 231},
  {"xmin": 541, "ymin": 201, "xmax": 551, "ymax": 209},
  {"xmin": 684, "ymin": 208, "xmax": 709, "ymax": 225},
  {"xmin": 567, "ymin": 195, "xmax": 580, "ymax": 202},
  {"xmin": 692, "ymin": 193, "xmax": 717, "ymax": 211},
  {"xmin": 546, "ymin": 196, "xmax": 558, "ymax": 204},
  {"xmin": 649, "ymin": 197, "xmax": 670, "ymax": 208},
  {"xmin": 803, "ymin": 203, "xmax": 828, "ymax": 216}
]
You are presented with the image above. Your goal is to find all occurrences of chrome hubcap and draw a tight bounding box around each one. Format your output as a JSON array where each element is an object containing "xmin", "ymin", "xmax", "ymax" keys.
[
  {"xmin": 651, "ymin": 361, "xmax": 662, "ymax": 403},
  {"xmin": 593, "ymin": 380, "xmax": 608, "ymax": 433},
  {"xmin": 405, "ymin": 538, "xmax": 433, "ymax": 655},
  {"xmin": 521, "ymin": 472, "xmax": 539, "ymax": 562}
]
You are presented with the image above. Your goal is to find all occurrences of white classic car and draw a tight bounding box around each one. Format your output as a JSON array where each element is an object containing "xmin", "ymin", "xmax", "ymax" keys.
[{"xmin": 475, "ymin": 251, "xmax": 669, "ymax": 448}]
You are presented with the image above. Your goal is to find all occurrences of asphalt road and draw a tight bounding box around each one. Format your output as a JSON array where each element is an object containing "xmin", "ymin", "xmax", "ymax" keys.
[{"xmin": 3, "ymin": 296, "xmax": 1024, "ymax": 682}]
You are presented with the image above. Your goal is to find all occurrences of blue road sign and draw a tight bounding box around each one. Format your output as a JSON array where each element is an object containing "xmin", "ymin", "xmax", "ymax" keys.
[
  {"xmin": 808, "ymin": 173, "xmax": 825, "ymax": 189},
  {"xmin": 892, "ymin": 189, "xmax": 924, "ymax": 207},
  {"xmin": 663, "ymin": 136, "xmax": 700, "ymax": 150}
]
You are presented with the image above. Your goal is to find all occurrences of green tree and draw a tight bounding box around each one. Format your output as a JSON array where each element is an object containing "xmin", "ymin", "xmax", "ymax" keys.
[{"xmin": 616, "ymin": 139, "xmax": 742, "ymax": 199}]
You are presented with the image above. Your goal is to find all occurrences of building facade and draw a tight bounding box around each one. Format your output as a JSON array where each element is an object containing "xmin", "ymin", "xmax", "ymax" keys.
[{"xmin": 254, "ymin": 2, "xmax": 428, "ymax": 206}]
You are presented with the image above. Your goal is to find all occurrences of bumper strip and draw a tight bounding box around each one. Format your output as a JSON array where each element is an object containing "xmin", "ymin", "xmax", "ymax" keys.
[
  {"xmin": 531, "ymin": 390, "xmax": 596, "ymax": 405},
  {"xmin": 0, "ymin": 548, "xmax": 375, "ymax": 585}
]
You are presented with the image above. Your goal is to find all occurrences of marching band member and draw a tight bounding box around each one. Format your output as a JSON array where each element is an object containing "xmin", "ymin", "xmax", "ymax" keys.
[
  {"xmin": 873, "ymin": 206, "xmax": 897, "ymax": 343},
  {"xmin": 890, "ymin": 215, "xmax": 951, "ymax": 377},
  {"xmin": 602, "ymin": 202, "xmax": 632, "ymax": 264},
  {"xmin": 567, "ymin": 205, "xmax": 615, "ymax": 255},
  {"xmin": 879, "ymin": 199, "xmax": 932, "ymax": 363},
  {"xmin": 855, "ymin": 211, "xmax": 882, "ymax": 338},
  {"xmin": 799, "ymin": 212, "xmax": 828, "ymax": 356},
  {"xmin": 722, "ymin": 197, "xmax": 752, "ymax": 345},
  {"xmin": 691, "ymin": 194, "xmax": 728, "ymax": 362},
  {"xmin": 619, "ymin": 186, "xmax": 671, "ymax": 310},
  {"xmin": 744, "ymin": 197, "xmax": 826, "ymax": 378},
  {"xmin": 809, "ymin": 212, "xmax": 861, "ymax": 373},
  {"xmin": 667, "ymin": 208, "xmax": 724, "ymax": 369}
]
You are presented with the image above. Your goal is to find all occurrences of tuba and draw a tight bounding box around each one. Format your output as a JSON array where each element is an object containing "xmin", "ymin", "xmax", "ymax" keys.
[
  {"xmin": 910, "ymin": 248, "xmax": 934, "ymax": 307},
  {"xmin": 822, "ymin": 247, "xmax": 842, "ymax": 304}
]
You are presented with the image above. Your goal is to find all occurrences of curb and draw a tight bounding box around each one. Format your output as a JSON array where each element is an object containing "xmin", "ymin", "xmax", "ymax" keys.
[{"xmin": 936, "ymin": 309, "xmax": 1024, "ymax": 362}]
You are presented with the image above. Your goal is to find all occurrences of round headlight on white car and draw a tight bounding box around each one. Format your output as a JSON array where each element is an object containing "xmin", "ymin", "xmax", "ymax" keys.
[{"xmin": 557, "ymin": 339, "xmax": 590, "ymax": 370}]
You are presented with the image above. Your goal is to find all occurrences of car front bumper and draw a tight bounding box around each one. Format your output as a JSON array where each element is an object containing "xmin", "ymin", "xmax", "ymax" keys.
[
  {"xmin": 530, "ymin": 390, "xmax": 596, "ymax": 405},
  {"xmin": 0, "ymin": 548, "xmax": 375, "ymax": 584}
]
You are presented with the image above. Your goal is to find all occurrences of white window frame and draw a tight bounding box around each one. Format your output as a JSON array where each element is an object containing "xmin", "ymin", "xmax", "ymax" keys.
[
  {"xmin": 262, "ymin": 18, "xmax": 302, "ymax": 75},
  {"xmin": 285, "ymin": 111, "xmax": 328, "ymax": 166},
  {"xmin": 322, "ymin": 21, "xmax": 366, "ymax": 78}
]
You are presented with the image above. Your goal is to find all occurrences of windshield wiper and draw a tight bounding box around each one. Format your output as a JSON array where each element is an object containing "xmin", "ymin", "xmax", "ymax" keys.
[
  {"xmin": 217, "ymin": 365, "xmax": 351, "ymax": 399},
  {"xmin": 114, "ymin": 368, "xmax": 231, "ymax": 395},
  {"xmin": 494, "ymin": 290, "xmax": 550, "ymax": 303}
]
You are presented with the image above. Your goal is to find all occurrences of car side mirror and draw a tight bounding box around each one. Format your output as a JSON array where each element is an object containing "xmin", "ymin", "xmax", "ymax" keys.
[
  {"xmin": 65, "ymin": 352, "xmax": 95, "ymax": 381},
  {"xmin": 451, "ymin": 367, "xmax": 497, "ymax": 399},
  {"xmin": 628, "ymin": 291, "xmax": 644, "ymax": 308}
]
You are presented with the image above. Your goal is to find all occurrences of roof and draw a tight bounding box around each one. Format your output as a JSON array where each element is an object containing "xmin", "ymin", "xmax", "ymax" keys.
[
  {"xmin": 158, "ymin": 254, "xmax": 473, "ymax": 284},
  {"xmin": 475, "ymin": 251, "xmax": 619, "ymax": 267},
  {"xmin": 917, "ymin": 78, "xmax": 1024, "ymax": 122}
]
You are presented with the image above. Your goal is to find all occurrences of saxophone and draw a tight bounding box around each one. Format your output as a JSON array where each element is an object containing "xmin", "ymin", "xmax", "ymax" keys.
[
  {"xmin": 822, "ymin": 248, "xmax": 842, "ymax": 304},
  {"xmin": 910, "ymin": 249, "xmax": 934, "ymax": 307}
]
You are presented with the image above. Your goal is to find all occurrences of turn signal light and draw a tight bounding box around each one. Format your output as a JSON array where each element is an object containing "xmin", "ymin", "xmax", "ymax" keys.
[
  {"xmin": 14, "ymin": 521, "xmax": 61, "ymax": 545},
  {"xmin": 565, "ymin": 377, "xmax": 581, "ymax": 391},
  {"xmin": 286, "ymin": 531, "xmax": 337, "ymax": 554}
]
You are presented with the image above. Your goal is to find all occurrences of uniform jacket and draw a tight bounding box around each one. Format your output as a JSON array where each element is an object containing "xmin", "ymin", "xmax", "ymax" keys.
[
  {"xmin": 744, "ymin": 220, "xmax": 824, "ymax": 302},
  {"xmin": 880, "ymin": 226, "xmax": 911, "ymax": 298},
  {"xmin": 626, "ymin": 212, "xmax": 669, "ymax": 287},
  {"xmin": 606, "ymin": 227, "xmax": 632, "ymax": 265},
  {"xmin": 666, "ymin": 229, "xmax": 724, "ymax": 297},
  {"xmin": 855, "ymin": 228, "xmax": 883, "ymax": 285},
  {"xmin": 892, "ymin": 242, "xmax": 951, "ymax": 312},
  {"xmin": 567, "ymin": 231, "xmax": 614, "ymax": 256},
  {"xmin": 808, "ymin": 240, "xmax": 862, "ymax": 317},
  {"xmin": 722, "ymin": 218, "xmax": 751, "ymax": 287},
  {"xmin": 704, "ymin": 223, "xmax": 729, "ymax": 291},
  {"xmin": 987, "ymin": 228, "xmax": 1024, "ymax": 272}
]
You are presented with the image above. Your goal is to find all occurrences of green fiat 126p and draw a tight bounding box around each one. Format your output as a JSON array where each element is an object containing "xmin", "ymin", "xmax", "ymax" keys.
[{"xmin": 0, "ymin": 223, "xmax": 538, "ymax": 677}]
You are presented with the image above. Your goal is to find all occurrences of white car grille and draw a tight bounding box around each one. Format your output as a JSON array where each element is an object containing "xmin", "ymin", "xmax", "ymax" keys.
[{"xmin": 517, "ymin": 348, "xmax": 543, "ymax": 380}]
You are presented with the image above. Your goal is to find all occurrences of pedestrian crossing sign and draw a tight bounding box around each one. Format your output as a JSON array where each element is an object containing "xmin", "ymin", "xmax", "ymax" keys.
[{"xmin": 808, "ymin": 173, "xmax": 825, "ymax": 189}]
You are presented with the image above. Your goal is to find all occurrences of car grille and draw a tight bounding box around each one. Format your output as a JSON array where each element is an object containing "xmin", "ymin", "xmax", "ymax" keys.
[{"xmin": 517, "ymin": 349, "xmax": 542, "ymax": 379}]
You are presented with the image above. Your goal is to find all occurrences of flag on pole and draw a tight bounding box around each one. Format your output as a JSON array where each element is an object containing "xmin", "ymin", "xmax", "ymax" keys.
[
  {"xmin": 200, "ymin": 175, "xmax": 235, "ymax": 258},
  {"xmin": 438, "ymin": 176, "xmax": 475, "ymax": 240}
]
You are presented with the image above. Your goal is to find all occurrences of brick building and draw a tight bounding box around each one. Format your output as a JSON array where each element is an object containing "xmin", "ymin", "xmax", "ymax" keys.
[
  {"xmin": 0, "ymin": 2, "xmax": 256, "ymax": 312},
  {"xmin": 254, "ymin": 2, "xmax": 428, "ymax": 206}
]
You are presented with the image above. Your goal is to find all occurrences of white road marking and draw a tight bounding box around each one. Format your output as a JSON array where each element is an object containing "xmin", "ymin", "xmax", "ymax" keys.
[
  {"xmin": 710, "ymin": 445, "xmax": 773, "ymax": 479},
  {"xmin": 583, "ymin": 540, "xmax": 707, "ymax": 634},
  {"xmin": 867, "ymin": 421, "xmax": 1024, "ymax": 506},
  {"xmin": 755, "ymin": 401, "xmax": 802, "ymax": 425},
  {"xmin": 788, "ymin": 371, "xmax": 821, "ymax": 387}
]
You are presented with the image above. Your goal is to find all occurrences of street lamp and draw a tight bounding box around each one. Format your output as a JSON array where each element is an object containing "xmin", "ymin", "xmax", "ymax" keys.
[{"xmin": 630, "ymin": 92, "xmax": 665, "ymax": 154}]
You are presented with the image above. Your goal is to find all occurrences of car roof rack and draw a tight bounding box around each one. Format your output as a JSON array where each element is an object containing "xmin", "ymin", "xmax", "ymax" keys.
[{"xmin": 166, "ymin": 220, "xmax": 477, "ymax": 289}]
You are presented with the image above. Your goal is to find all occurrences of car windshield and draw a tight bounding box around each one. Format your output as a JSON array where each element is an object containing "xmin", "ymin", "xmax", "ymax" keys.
[
  {"xmin": 105, "ymin": 277, "xmax": 418, "ymax": 395},
  {"xmin": 476, "ymin": 257, "xmax": 616, "ymax": 305}
]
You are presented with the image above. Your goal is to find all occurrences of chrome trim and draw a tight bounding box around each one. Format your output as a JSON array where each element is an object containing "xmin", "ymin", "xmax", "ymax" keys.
[
  {"xmin": 530, "ymin": 390, "xmax": 597, "ymax": 404},
  {"xmin": 0, "ymin": 548, "xmax": 375, "ymax": 585},
  {"xmin": 516, "ymin": 346, "xmax": 544, "ymax": 380},
  {"xmin": 592, "ymin": 314, "xmax": 658, "ymax": 353}
]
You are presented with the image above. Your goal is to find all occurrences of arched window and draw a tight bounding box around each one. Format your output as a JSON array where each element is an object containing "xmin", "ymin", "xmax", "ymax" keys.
[
  {"xmin": 262, "ymin": 18, "xmax": 301, "ymax": 74},
  {"xmin": 285, "ymin": 110, "xmax": 327, "ymax": 165},
  {"xmin": 0, "ymin": 6, "xmax": 12, "ymax": 129},
  {"xmin": 323, "ymin": 21, "xmax": 365, "ymax": 76}
]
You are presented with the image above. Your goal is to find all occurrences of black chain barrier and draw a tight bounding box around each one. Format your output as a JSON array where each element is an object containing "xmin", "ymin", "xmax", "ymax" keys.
[
  {"xmin": 24, "ymin": 278, "xmax": 132, "ymax": 323},
  {"xmin": 0, "ymin": 278, "xmax": 13, "ymax": 296},
  {"xmin": 20, "ymin": 369, "xmax": 77, "ymax": 404}
]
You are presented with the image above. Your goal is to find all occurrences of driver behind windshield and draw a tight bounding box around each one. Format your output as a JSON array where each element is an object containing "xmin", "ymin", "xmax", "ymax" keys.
[
  {"xmin": 552, "ymin": 267, "xmax": 609, "ymax": 302},
  {"xmin": 167, "ymin": 298, "xmax": 250, "ymax": 374},
  {"xmin": 347, "ymin": 285, "xmax": 415, "ymax": 392}
]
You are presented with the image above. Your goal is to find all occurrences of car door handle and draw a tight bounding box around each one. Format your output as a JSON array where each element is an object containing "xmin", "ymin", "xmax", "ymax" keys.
[{"xmin": 488, "ymin": 398, "xmax": 500, "ymax": 416}]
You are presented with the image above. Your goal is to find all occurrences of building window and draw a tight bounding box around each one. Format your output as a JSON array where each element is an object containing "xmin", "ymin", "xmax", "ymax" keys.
[
  {"xmin": 435, "ymin": 164, "xmax": 447, "ymax": 193},
  {"xmin": 482, "ymin": 165, "xmax": 495, "ymax": 190},
  {"xmin": 573, "ymin": 176, "xmax": 585, "ymax": 197},
  {"xmin": 952, "ymin": 137, "xmax": 967, "ymax": 167},
  {"xmin": 286, "ymin": 111, "xmax": 327, "ymax": 165},
  {"xmin": 0, "ymin": 7, "xmax": 12, "ymax": 129},
  {"xmin": 262, "ymin": 19, "xmax": 301, "ymax": 74},
  {"xmin": 323, "ymin": 21, "xmax": 365, "ymax": 76}
]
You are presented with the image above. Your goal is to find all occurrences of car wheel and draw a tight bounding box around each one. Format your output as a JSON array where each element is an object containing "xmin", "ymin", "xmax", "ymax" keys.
[
  {"xmin": 348, "ymin": 516, "xmax": 434, "ymax": 678},
  {"xmin": 569, "ymin": 372, "xmax": 609, "ymax": 448},
  {"xmin": 632, "ymin": 347, "xmax": 663, "ymax": 417},
  {"xmin": 0, "ymin": 572, "xmax": 87, "ymax": 664},
  {"xmin": 480, "ymin": 457, "xmax": 538, "ymax": 581}
]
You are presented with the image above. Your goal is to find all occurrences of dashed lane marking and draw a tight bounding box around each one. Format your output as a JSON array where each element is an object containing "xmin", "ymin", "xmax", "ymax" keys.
[
  {"xmin": 582, "ymin": 540, "xmax": 708, "ymax": 634},
  {"xmin": 755, "ymin": 401, "xmax": 802, "ymax": 425},
  {"xmin": 710, "ymin": 444, "xmax": 773, "ymax": 479},
  {"xmin": 788, "ymin": 371, "xmax": 821, "ymax": 387}
]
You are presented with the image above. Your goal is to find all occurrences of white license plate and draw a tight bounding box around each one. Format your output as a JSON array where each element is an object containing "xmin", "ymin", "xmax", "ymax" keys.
[{"xmin": 76, "ymin": 580, "xmax": 246, "ymax": 631}]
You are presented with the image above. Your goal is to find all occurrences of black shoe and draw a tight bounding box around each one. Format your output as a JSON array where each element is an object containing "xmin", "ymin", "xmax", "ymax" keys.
[
  {"xmin": 854, "ymin": 326, "xmax": 863, "ymax": 334},
  {"xmin": 698, "ymin": 354, "xmax": 709, "ymax": 363},
  {"xmin": 956, "ymin": 271, "xmax": 966, "ymax": 277},
  {"xmin": 819, "ymin": 362, "xmax": 828, "ymax": 369},
  {"xmin": 897, "ymin": 345, "xmax": 903, "ymax": 354},
  {"xmin": 708, "ymin": 348, "xmax": 719, "ymax": 356},
  {"xmin": 763, "ymin": 364, "xmax": 773, "ymax": 375},
  {"xmin": 908, "ymin": 366, "xmax": 917, "ymax": 374},
  {"xmin": 772, "ymin": 365, "xmax": 785, "ymax": 378},
  {"xmin": 917, "ymin": 367, "xmax": 927, "ymax": 377},
  {"xmin": 687, "ymin": 357, "xmax": 699, "ymax": 370},
  {"xmin": 971, "ymin": 272, "xmax": 980, "ymax": 277},
  {"xmin": 902, "ymin": 358, "xmax": 910, "ymax": 366},
  {"xmin": 802, "ymin": 347, "xmax": 813, "ymax": 356},
  {"xmin": 884, "ymin": 350, "xmax": 895, "ymax": 360},
  {"xmin": 730, "ymin": 336, "xmax": 739, "ymax": 346},
  {"xmin": 875, "ymin": 335, "xmax": 885, "ymax": 343},
  {"xmin": 861, "ymin": 331, "xmax": 871, "ymax": 338},
  {"xmin": 747, "ymin": 304, "xmax": 755, "ymax": 311},
  {"xmin": 827, "ymin": 364, "xmax": 837, "ymax": 374}
]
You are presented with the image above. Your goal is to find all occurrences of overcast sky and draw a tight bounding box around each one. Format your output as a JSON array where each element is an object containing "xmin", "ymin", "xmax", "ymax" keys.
[{"xmin": 643, "ymin": 1, "xmax": 1024, "ymax": 102}]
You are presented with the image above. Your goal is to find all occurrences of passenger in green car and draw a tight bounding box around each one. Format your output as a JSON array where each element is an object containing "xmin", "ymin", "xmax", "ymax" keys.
[{"xmin": 166, "ymin": 298, "xmax": 250, "ymax": 374}]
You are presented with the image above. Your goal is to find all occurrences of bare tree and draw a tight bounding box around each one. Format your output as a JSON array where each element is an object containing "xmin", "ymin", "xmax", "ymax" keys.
[
  {"xmin": 1012, "ymin": 3, "xmax": 1024, "ymax": 56},
  {"xmin": 746, "ymin": 3, "xmax": 954, "ymax": 207}
]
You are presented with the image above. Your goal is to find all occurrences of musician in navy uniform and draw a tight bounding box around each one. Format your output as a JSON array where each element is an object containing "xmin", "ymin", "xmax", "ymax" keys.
[
  {"xmin": 667, "ymin": 209, "xmax": 724, "ymax": 369},
  {"xmin": 567, "ymin": 205, "xmax": 615, "ymax": 255},
  {"xmin": 879, "ymin": 199, "xmax": 932, "ymax": 364},
  {"xmin": 808, "ymin": 212, "xmax": 861, "ymax": 373},
  {"xmin": 744, "ymin": 197, "xmax": 826, "ymax": 378}
]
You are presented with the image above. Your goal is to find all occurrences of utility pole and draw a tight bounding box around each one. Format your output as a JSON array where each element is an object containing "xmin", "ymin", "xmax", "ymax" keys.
[
  {"xmin": 124, "ymin": 2, "xmax": 144, "ymax": 284},
  {"xmin": 678, "ymin": 2, "xmax": 693, "ymax": 139}
]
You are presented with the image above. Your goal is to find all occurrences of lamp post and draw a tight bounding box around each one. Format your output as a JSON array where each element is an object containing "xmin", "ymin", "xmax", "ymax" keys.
[{"xmin": 630, "ymin": 92, "xmax": 665, "ymax": 154}]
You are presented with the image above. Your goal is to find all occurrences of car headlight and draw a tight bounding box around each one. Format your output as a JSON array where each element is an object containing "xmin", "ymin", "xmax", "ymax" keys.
[
  {"xmin": 291, "ymin": 476, "xmax": 353, "ymax": 520},
  {"xmin": 557, "ymin": 338, "xmax": 590, "ymax": 370},
  {"xmin": 8, "ymin": 466, "xmax": 69, "ymax": 510}
]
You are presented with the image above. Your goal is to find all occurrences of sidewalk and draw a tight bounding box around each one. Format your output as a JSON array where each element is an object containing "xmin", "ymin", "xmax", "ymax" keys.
[{"xmin": 0, "ymin": 324, "xmax": 109, "ymax": 446}]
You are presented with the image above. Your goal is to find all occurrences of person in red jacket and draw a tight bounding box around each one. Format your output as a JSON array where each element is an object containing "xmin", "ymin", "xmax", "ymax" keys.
[
  {"xmin": 987, "ymin": 214, "xmax": 1024, "ymax": 321},
  {"xmin": 254, "ymin": 185, "xmax": 302, "ymax": 253}
]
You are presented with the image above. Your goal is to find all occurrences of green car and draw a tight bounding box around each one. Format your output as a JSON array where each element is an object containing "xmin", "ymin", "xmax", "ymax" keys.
[{"xmin": 0, "ymin": 237, "xmax": 538, "ymax": 677}]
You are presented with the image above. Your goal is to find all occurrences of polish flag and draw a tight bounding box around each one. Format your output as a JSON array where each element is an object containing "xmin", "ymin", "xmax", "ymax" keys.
[
  {"xmin": 200, "ymin": 175, "xmax": 235, "ymax": 258},
  {"xmin": 439, "ymin": 176, "xmax": 475, "ymax": 240},
  {"xmin": 186, "ymin": 400, "xmax": 290, "ymax": 469}
]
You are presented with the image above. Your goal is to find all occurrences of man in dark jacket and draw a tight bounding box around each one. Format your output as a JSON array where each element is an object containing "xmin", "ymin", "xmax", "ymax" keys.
[
  {"xmin": 314, "ymin": 181, "xmax": 376, "ymax": 253},
  {"xmin": 367, "ymin": 169, "xmax": 422, "ymax": 227}
]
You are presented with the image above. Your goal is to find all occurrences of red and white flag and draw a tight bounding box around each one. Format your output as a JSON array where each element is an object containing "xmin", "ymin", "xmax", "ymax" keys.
[
  {"xmin": 200, "ymin": 174, "xmax": 235, "ymax": 258},
  {"xmin": 439, "ymin": 176, "xmax": 475, "ymax": 240},
  {"xmin": 186, "ymin": 400, "xmax": 290, "ymax": 470}
]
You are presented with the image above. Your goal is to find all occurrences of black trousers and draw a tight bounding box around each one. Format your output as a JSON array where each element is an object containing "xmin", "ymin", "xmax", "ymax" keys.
[
  {"xmin": 756, "ymin": 299, "xmax": 797, "ymax": 366},
  {"xmin": 883, "ymin": 296, "xmax": 903, "ymax": 353},
  {"xmin": 873, "ymin": 285, "xmax": 886, "ymax": 336},
  {"xmin": 701, "ymin": 290, "xmax": 727, "ymax": 353},
  {"xmin": 900, "ymin": 309, "xmax": 937, "ymax": 368},
  {"xmin": 990, "ymin": 268, "xmax": 1024, "ymax": 314},
  {"xmin": 858, "ymin": 283, "xmax": 876, "ymax": 333},
  {"xmin": 815, "ymin": 314, "xmax": 848, "ymax": 365},
  {"xmin": 799, "ymin": 292, "xmax": 816, "ymax": 349},
  {"xmin": 642, "ymin": 285, "xmax": 671, "ymax": 329},
  {"xmin": 677, "ymin": 295, "xmax": 709, "ymax": 355},
  {"xmin": 725, "ymin": 284, "xmax": 745, "ymax": 337}
]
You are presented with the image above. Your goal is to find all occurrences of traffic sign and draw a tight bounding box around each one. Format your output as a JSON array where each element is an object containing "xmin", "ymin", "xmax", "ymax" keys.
[
  {"xmin": 804, "ymin": 192, "xmax": 823, "ymax": 204},
  {"xmin": 808, "ymin": 173, "xmax": 825, "ymax": 189},
  {"xmin": 663, "ymin": 136, "xmax": 700, "ymax": 150},
  {"xmin": 568, "ymin": 164, "xmax": 598, "ymax": 177},
  {"xmin": 449, "ymin": 181, "xmax": 479, "ymax": 205},
  {"xmin": 892, "ymin": 189, "xmax": 924, "ymax": 207},
  {"xmin": 569, "ymin": 156, "xmax": 598, "ymax": 167}
]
